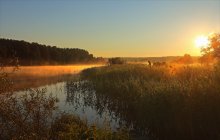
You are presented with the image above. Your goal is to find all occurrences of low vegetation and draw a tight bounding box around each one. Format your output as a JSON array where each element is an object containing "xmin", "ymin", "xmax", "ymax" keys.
[
  {"xmin": 51, "ymin": 114, "xmax": 129, "ymax": 140},
  {"xmin": 81, "ymin": 63, "xmax": 220, "ymax": 140},
  {"xmin": 108, "ymin": 57, "xmax": 126, "ymax": 65}
]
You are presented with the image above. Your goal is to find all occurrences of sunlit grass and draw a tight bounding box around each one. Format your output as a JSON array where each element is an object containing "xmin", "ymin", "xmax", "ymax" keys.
[{"xmin": 81, "ymin": 64, "xmax": 220, "ymax": 139}]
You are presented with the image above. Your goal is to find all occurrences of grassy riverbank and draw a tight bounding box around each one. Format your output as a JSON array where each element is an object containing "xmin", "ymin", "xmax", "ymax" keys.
[{"xmin": 81, "ymin": 64, "xmax": 220, "ymax": 140}]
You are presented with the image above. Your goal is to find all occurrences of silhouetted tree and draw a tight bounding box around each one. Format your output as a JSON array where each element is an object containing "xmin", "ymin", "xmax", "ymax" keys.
[
  {"xmin": 199, "ymin": 53, "xmax": 214, "ymax": 64},
  {"xmin": 201, "ymin": 33, "xmax": 220, "ymax": 59}
]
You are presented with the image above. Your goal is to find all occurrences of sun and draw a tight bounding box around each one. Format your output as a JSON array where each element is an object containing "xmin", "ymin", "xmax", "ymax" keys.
[{"xmin": 195, "ymin": 35, "xmax": 209, "ymax": 49}]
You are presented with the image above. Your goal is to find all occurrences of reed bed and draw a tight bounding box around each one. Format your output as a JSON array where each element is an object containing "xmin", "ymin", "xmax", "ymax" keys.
[{"xmin": 81, "ymin": 64, "xmax": 220, "ymax": 140}]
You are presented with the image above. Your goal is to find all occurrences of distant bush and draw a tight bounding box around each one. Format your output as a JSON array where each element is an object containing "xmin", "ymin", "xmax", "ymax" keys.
[
  {"xmin": 153, "ymin": 61, "xmax": 167, "ymax": 66},
  {"xmin": 108, "ymin": 57, "xmax": 125, "ymax": 65},
  {"xmin": 174, "ymin": 54, "xmax": 194, "ymax": 64}
]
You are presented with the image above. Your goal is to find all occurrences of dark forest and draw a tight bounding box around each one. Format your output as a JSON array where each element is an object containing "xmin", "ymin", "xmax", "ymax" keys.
[{"xmin": 0, "ymin": 38, "xmax": 103, "ymax": 65}]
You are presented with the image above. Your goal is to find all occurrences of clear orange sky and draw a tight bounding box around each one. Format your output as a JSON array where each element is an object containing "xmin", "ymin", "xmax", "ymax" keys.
[{"xmin": 0, "ymin": 0, "xmax": 220, "ymax": 57}]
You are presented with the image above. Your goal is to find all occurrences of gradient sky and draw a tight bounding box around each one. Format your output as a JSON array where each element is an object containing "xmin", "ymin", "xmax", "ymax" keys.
[{"xmin": 0, "ymin": 0, "xmax": 220, "ymax": 57}]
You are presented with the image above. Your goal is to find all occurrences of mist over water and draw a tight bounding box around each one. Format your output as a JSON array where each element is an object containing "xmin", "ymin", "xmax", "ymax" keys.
[{"xmin": 7, "ymin": 65, "xmax": 103, "ymax": 91}]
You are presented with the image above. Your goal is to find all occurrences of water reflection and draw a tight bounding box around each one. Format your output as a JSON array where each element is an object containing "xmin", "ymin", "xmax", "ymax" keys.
[
  {"xmin": 16, "ymin": 80, "xmax": 120, "ymax": 130},
  {"xmin": 65, "ymin": 81, "xmax": 145, "ymax": 137},
  {"xmin": 65, "ymin": 79, "xmax": 220, "ymax": 140},
  {"xmin": 65, "ymin": 80, "xmax": 121, "ymax": 129}
]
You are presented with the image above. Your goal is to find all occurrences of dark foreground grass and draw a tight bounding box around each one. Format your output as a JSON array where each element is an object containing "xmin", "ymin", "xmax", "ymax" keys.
[
  {"xmin": 0, "ymin": 88, "xmax": 130, "ymax": 140},
  {"xmin": 51, "ymin": 114, "xmax": 129, "ymax": 140},
  {"xmin": 81, "ymin": 64, "xmax": 220, "ymax": 140}
]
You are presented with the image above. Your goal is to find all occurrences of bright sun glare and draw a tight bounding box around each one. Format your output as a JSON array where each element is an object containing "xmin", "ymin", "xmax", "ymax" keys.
[{"xmin": 195, "ymin": 35, "xmax": 209, "ymax": 49}]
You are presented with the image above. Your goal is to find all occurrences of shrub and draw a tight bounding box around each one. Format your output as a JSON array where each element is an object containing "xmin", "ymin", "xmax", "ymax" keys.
[{"xmin": 108, "ymin": 57, "xmax": 125, "ymax": 65}]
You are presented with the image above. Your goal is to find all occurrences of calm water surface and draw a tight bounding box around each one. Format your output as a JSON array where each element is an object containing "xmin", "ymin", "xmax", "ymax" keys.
[{"xmin": 17, "ymin": 80, "xmax": 121, "ymax": 129}]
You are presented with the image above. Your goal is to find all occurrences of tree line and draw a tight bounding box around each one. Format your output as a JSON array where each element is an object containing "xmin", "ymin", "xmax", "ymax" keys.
[{"xmin": 0, "ymin": 38, "xmax": 104, "ymax": 65}]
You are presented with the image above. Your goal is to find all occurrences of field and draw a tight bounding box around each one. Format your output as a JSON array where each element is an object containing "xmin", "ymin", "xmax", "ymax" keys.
[{"xmin": 81, "ymin": 63, "xmax": 220, "ymax": 140}]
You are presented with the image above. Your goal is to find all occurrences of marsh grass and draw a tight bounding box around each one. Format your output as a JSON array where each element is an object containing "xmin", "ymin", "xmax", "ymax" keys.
[{"xmin": 81, "ymin": 64, "xmax": 220, "ymax": 140}]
